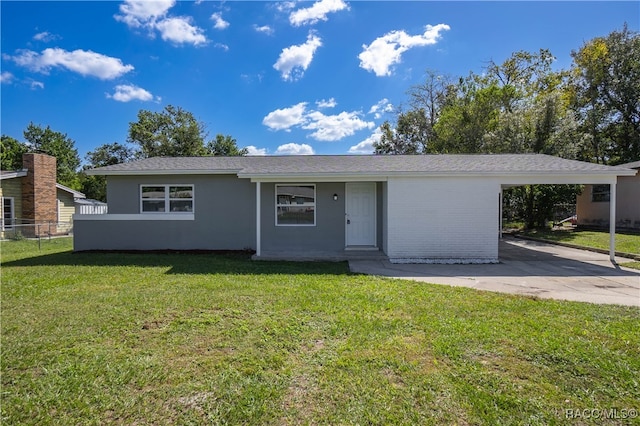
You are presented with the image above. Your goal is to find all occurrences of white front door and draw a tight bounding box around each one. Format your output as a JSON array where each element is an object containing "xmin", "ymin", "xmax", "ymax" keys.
[{"xmin": 346, "ymin": 182, "xmax": 376, "ymax": 247}]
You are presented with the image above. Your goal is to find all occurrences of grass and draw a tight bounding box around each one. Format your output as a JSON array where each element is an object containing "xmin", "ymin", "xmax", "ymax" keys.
[
  {"xmin": 2, "ymin": 238, "xmax": 639, "ymax": 425},
  {"xmin": 518, "ymin": 228, "xmax": 640, "ymax": 255}
]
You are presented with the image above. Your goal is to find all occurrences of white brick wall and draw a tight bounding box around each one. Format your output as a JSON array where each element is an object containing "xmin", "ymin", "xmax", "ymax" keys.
[{"xmin": 386, "ymin": 177, "xmax": 500, "ymax": 262}]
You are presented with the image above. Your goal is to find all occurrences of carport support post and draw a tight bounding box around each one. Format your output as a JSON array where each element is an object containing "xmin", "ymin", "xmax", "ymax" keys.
[
  {"xmin": 256, "ymin": 181, "xmax": 261, "ymax": 257},
  {"xmin": 609, "ymin": 180, "xmax": 616, "ymax": 262}
]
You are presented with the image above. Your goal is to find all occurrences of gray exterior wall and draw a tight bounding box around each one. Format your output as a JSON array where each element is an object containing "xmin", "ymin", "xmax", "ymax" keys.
[
  {"xmin": 75, "ymin": 177, "xmax": 386, "ymax": 254},
  {"xmin": 74, "ymin": 174, "xmax": 256, "ymax": 251},
  {"xmin": 260, "ymin": 182, "xmax": 384, "ymax": 254},
  {"xmin": 260, "ymin": 182, "xmax": 346, "ymax": 253}
]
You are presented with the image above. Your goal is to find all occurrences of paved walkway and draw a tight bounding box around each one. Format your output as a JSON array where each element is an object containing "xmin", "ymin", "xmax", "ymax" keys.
[{"xmin": 349, "ymin": 238, "xmax": 640, "ymax": 306}]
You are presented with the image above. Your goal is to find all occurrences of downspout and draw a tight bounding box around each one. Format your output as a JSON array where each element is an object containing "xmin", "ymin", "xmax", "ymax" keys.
[
  {"xmin": 609, "ymin": 179, "xmax": 616, "ymax": 263},
  {"xmin": 256, "ymin": 181, "xmax": 261, "ymax": 257},
  {"xmin": 499, "ymin": 188, "xmax": 503, "ymax": 239}
]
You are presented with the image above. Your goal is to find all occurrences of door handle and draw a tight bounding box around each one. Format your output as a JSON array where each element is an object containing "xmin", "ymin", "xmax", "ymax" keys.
[{"xmin": 347, "ymin": 219, "xmax": 351, "ymax": 224}]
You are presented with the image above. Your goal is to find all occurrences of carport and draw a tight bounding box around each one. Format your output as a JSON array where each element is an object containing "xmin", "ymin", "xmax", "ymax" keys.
[{"xmin": 498, "ymin": 168, "xmax": 637, "ymax": 262}]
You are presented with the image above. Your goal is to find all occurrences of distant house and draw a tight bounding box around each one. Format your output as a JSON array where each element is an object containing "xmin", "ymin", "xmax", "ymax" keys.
[
  {"xmin": 74, "ymin": 154, "xmax": 634, "ymax": 262},
  {"xmin": 0, "ymin": 153, "xmax": 106, "ymax": 238},
  {"xmin": 576, "ymin": 160, "xmax": 640, "ymax": 231}
]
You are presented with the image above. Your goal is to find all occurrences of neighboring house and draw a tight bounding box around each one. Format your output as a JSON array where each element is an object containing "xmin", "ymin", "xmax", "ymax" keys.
[
  {"xmin": 0, "ymin": 153, "xmax": 105, "ymax": 238},
  {"xmin": 576, "ymin": 160, "xmax": 640, "ymax": 231},
  {"xmin": 74, "ymin": 154, "xmax": 635, "ymax": 262}
]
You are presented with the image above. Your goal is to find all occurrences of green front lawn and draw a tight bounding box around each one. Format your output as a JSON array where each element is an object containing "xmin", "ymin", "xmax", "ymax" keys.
[
  {"xmin": 519, "ymin": 229, "xmax": 640, "ymax": 255},
  {"xmin": 2, "ymin": 238, "xmax": 639, "ymax": 425}
]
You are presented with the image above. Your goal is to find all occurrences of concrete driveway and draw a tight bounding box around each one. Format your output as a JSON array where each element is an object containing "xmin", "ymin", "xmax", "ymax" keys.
[{"xmin": 349, "ymin": 237, "xmax": 640, "ymax": 306}]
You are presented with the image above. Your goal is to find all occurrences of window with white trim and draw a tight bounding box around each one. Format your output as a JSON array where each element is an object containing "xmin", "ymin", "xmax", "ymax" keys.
[
  {"xmin": 591, "ymin": 184, "xmax": 610, "ymax": 202},
  {"xmin": 276, "ymin": 184, "xmax": 315, "ymax": 226},
  {"xmin": 140, "ymin": 185, "xmax": 194, "ymax": 213},
  {"xmin": 2, "ymin": 197, "xmax": 15, "ymax": 229}
]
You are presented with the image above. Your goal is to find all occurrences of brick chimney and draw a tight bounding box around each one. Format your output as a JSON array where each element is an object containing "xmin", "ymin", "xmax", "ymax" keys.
[{"xmin": 21, "ymin": 153, "xmax": 57, "ymax": 236}]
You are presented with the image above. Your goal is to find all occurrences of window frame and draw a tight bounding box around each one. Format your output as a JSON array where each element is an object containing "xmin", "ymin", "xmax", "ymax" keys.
[
  {"xmin": 140, "ymin": 184, "xmax": 194, "ymax": 213},
  {"xmin": 1, "ymin": 197, "xmax": 15, "ymax": 230},
  {"xmin": 591, "ymin": 184, "xmax": 610, "ymax": 203},
  {"xmin": 275, "ymin": 184, "xmax": 316, "ymax": 227}
]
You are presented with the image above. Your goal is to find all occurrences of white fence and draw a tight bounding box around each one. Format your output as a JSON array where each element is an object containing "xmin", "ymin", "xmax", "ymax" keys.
[{"xmin": 76, "ymin": 204, "xmax": 108, "ymax": 215}]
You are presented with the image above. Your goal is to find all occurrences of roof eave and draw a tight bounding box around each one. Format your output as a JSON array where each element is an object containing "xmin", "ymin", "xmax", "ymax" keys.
[
  {"xmin": 0, "ymin": 170, "xmax": 28, "ymax": 180},
  {"xmin": 87, "ymin": 168, "xmax": 243, "ymax": 176},
  {"xmin": 56, "ymin": 183, "xmax": 86, "ymax": 198},
  {"xmin": 242, "ymin": 169, "xmax": 638, "ymax": 180}
]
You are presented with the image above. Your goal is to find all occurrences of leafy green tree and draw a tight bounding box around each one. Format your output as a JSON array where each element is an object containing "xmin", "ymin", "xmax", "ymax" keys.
[
  {"xmin": 434, "ymin": 76, "xmax": 504, "ymax": 153},
  {"xmin": 206, "ymin": 134, "xmax": 248, "ymax": 156},
  {"xmin": 0, "ymin": 135, "xmax": 28, "ymax": 170},
  {"xmin": 571, "ymin": 25, "xmax": 640, "ymax": 164},
  {"xmin": 79, "ymin": 142, "xmax": 135, "ymax": 201},
  {"xmin": 128, "ymin": 105, "xmax": 208, "ymax": 158},
  {"xmin": 23, "ymin": 123, "xmax": 81, "ymax": 189},
  {"xmin": 374, "ymin": 110, "xmax": 430, "ymax": 154},
  {"xmin": 85, "ymin": 142, "xmax": 135, "ymax": 167}
]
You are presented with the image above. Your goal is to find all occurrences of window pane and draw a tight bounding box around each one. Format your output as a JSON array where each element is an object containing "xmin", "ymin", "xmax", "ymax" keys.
[
  {"xmin": 170, "ymin": 186, "xmax": 193, "ymax": 199},
  {"xmin": 276, "ymin": 185, "xmax": 315, "ymax": 205},
  {"xmin": 277, "ymin": 206, "xmax": 314, "ymax": 225},
  {"xmin": 142, "ymin": 186, "xmax": 165, "ymax": 199},
  {"xmin": 592, "ymin": 184, "xmax": 610, "ymax": 202},
  {"xmin": 169, "ymin": 200, "xmax": 193, "ymax": 212},
  {"xmin": 142, "ymin": 200, "xmax": 166, "ymax": 212}
]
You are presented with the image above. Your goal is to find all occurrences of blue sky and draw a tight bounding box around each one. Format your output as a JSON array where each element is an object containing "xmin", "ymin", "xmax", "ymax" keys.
[{"xmin": 1, "ymin": 1, "xmax": 638, "ymax": 162}]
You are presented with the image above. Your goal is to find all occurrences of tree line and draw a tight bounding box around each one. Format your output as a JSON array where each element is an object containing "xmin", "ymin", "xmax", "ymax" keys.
[
  {"xmin": 374, "ymin": 26, "xmax": 639, "ymax": 227},
  {"xmin": 1, "ymin": 105, "xmax": 247, "ymax": 201}
]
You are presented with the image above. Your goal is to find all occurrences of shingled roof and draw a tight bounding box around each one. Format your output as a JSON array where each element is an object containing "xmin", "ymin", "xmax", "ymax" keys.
[{"xmin": 87, "ymin": 154, "xmax": 636, "ymax": 177}]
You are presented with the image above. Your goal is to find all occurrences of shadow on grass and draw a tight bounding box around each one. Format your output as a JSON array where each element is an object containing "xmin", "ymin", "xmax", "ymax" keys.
[{"xmin": 1, "ymin": 250, "xmax": 352, "ymax": 276}]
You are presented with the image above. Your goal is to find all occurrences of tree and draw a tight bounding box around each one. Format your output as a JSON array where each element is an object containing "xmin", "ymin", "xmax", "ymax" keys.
[
  {"xmin": 0, "ymin": 135, "xmax": 28, "ymax": 170},
  {"xmin": 374, "ymin": 110, "xmax": 430, "ymax": 154},
  {"xmin": 206, "ymin": 134, "xmax": 248, "ymax": 156},
  {"xmin": 23, "ymin": 123, "xmax": 81, "ymax": 189},
  {"xmin": 85, "ymin": 142, "xmax": 135, "ymax": 167},
  {"xmin": 571, "ymin": 25, "xmax": 640, "ymax": 164},
  {"xmin": 433, "ymin": 75, "xmax": 503, "ymax": 153},
  {"xmin": 374, "ymin": 71, "xmax": 451, "ymax": 154},
  {"xmin": 128, "ymin": 105, "xmax": 208, "ymax": 158},
  {"xmin": 79, "ymin": 142, "xmax": 136, "ymax": 201}
]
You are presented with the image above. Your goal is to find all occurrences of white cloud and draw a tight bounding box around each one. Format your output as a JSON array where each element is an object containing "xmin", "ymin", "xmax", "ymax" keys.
[
  {"xmin": 273, "ymin": 32, "xmax": 322, "ymax": 81},
  {"xmin": 289, "ymin": 0, "xmax": 349, "ymax": 26},
  {"xmin": 155, "ymin": 17, "xmax": 207, "ymax": 46},
  {"xmin": 368, "ymin": 98, "xmax": 394, "ymax": 119},
  {"xmin": 275, "ymin": 2, "xmax": 297, "ymax": 13},
  {"xmin": 114, "ymin": 0, "xmax": 175, "ymax": 28},
  {"xmin": 0, "ymin": 71, "xmax": 14, "ymax": 84},
  {"xmin": 211, "ymin": 12, "xmax": 229, "ymax": 30},
  {"xmin": 215, "ymin": 43, "xmax": 229, "ymax": 51},
  {"xmin": 276, "ymin": 143, "xmax": 315, "ymax": 155},
  {"xmin": 262, "ymin": 102, "xmax": 307, "ymax": 131},
  {"xmin": 33, "ymin": 31, "xmax": 59, "ymax": 42},
  {"xmin": 6, "ymin": 48, "xmax": 134, "ymax": 80},
  {"xmin": 30, "ymin": 80, "xmax": 44, "ymax": 90},
  {"xmin": 263, "ymin": 101, "xmax": 375, "ymax": 142},
  {"xmin": 253, "ymin": 24, "xmax": 274, "ymax": 35},
  {"xmin": 316, "ymin": 98, "xmax": 337, "ymax": 108},
  {"xmin": 246, "ymin": 145, "xmax": 268, "ymax": 156},
  {"xmin": 302, "ymin": 110, "xmax": 374, "ymax": 141},
  {"xmin": 348, "ymin": 128, "xmax": 382, "ymax": 154},
  {"xmin": 348, "ymin": 140, "xmax": 374, "ymax": 154},
  {"xmin": 107, "ymin": 84, "xmax": 158, "ymax": 102},
  {"xmin": 359, "ymin": 24, "xmax": 450, "ymax": 76},
  {"xmin": 115, "ymin": 0, "xmax": 207, "ymax": 46}
]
